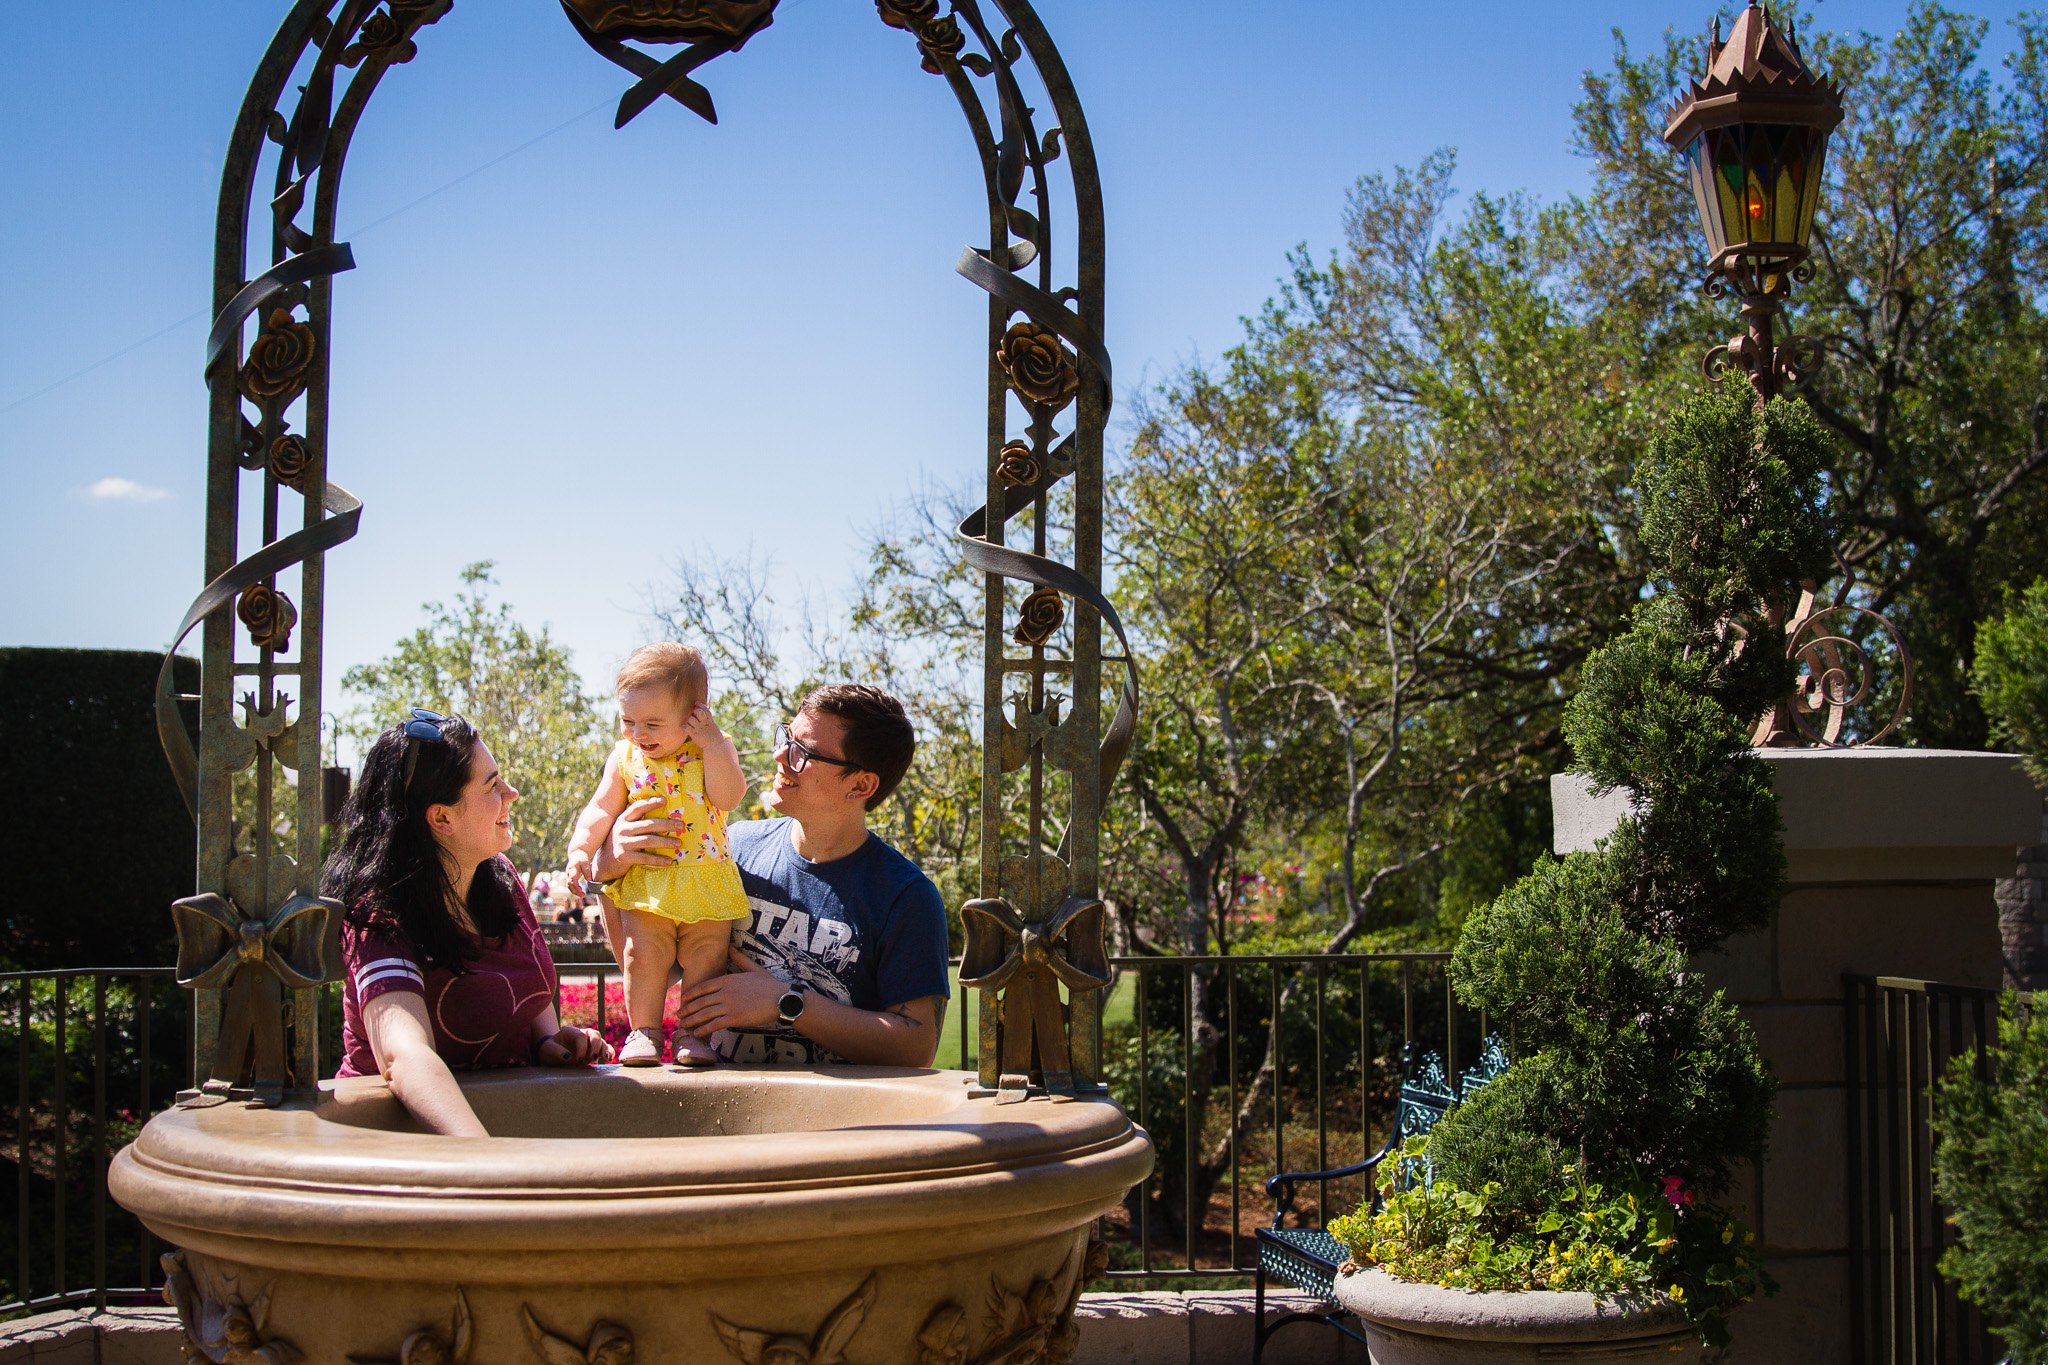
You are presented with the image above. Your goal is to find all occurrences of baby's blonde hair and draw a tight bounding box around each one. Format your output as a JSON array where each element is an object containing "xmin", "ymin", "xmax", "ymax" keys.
[{"xmin": 616, "ymin": 642, "xmax": 708, "ymax": 713}]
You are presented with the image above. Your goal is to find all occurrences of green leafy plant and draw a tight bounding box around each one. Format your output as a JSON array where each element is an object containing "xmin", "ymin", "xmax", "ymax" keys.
[
  {"xmin": 1933, "ymin": 585, "xmax": 2048, "ymax": 1362},
  {"xmin": 1353, "ymin": 380, "xmax": 1830, "ymax": 1343},
  {"xmin": 1931, "ymin": 1000, "xmax": 2048, "ymax": 1365},
  {"xmin": 1971, "ymin": 578, "xmax": 2048, "ymax": 787},
  {"xmin": 1329, "ymin": 1137, "xmax": 1771, "ymax": 1344}
]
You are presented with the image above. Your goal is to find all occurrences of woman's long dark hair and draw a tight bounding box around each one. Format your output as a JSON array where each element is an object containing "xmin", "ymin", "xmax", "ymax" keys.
[{"xmin": 321, "ymin": 712, "xmax": 523, "ymax": 972}]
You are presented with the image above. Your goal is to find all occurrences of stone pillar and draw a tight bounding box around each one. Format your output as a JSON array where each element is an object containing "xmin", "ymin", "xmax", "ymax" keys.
[
  {"xmin": 1996, "ymin": 806, "xmax": 2048, "ymax": 990},
  {"xmin": 1553, "ymin": 749, "xmax": 2042, "ymax": 1365}
]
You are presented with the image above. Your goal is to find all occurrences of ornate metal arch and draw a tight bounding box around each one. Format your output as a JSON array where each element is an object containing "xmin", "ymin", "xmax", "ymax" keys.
[{"xmin": 157, "ymin": 0, "xmax": 1134, "ymax": 1103}]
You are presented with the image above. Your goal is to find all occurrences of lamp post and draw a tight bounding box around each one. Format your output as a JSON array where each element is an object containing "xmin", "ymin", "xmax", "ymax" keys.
[{"xmin": 1664, "ymin": 3, "xmax": 1844, "ymax": 401}]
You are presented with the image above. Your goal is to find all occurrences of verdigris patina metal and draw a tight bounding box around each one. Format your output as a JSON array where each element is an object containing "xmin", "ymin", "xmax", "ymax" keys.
[{"xmin": 155, "ymin": 0, "xmax": 1132, "ymax": 1107}]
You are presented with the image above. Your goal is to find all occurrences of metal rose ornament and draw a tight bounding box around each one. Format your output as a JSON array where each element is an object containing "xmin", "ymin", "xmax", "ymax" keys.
[
  {"xmin": 873, "ymin": 0, "xmax": 938, "ymax": 30},
  {"xmin": 239, "ymin": 309, "xmax": 317, "ymax": 405},
  {"xmin": 996, "ymin": 321, "xmax": 1081, "ymax": 409},
  {"xmin": 267, "ymin": 434, "xmax": 312, "ymax": 489},
  {"xmin": 172, "ymin": 891, "xmax": 334, "ymax": 1105},
  {"xmin": 1012, "ymin": 586, "xmax": 1065, "ymax": 646},
  {"xmin": 915, "ymin": 13, "xmax": 965, "ymax": 73},
  {"xmin": 996, "ymin": 439, "xmax": 1041, "ymax": 488},
  {"xmin": 237, "ymin": 583, "xmax": 298, "ymax": 653},
  {"xmin": 959, "ymin": 895, "xmax": 1110, "ymax": 1098}
]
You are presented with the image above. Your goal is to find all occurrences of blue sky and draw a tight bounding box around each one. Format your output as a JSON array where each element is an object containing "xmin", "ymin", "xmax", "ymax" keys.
[{"xmin": 1, "ymin": 1, "xmax": 2033, "ymax": 721}]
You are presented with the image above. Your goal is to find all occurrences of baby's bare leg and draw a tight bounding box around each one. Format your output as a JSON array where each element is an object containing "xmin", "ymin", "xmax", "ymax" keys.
[
  {"xmin": 670, "ymin": 920, "xmax": 733, "ymax": 1065},
  {"xmin": 622, "ymin": 908, "xmax": 681, "ymax": 1034}
]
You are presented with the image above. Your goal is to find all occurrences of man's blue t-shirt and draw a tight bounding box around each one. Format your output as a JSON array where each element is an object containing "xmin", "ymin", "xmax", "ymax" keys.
[{"xmin": 711, "ymin": 818, "xmax": 951, "ymax": 1065}]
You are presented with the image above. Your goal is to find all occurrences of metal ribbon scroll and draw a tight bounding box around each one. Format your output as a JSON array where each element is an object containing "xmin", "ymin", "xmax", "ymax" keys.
[{"xmin": 155, "ymin": 479, "xmax": 362, "ymax": 818}]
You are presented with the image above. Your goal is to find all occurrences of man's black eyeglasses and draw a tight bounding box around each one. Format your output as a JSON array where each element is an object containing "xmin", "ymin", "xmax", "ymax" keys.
[
  {"xmin": 773, "ymin": 722, "xmax": 860, "ymax": 776},
  {"xmin": 401, "ymin": 707, "xmax": 450, "ymax": 789}
]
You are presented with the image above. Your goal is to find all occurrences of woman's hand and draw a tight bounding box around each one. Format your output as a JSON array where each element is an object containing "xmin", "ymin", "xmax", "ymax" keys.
[
  {"xmin": 592, "ymin": 794, "xmax": 685, "ymax": 879},
  {"xmin": 534, "ymin": 1025, "xmax": 614, "ymax": 1066}
]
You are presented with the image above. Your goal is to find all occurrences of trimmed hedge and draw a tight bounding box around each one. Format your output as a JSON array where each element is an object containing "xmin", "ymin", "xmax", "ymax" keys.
[{"xmin": 0, "ymin": 648, "xmax": 198, "ymax": 970}]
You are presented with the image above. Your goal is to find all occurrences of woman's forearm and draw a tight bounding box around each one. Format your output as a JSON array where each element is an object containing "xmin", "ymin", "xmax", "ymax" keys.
[{"xmin": 385, "ymin": 1042, "xmax": 489, "ymax": 1137}]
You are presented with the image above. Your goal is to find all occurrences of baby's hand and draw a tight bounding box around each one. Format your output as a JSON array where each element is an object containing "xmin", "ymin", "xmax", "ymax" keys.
[
  {"xmin": 681, "ymin": 703, "xmax": 729, "ymax": 749},
  {"xmin": 564, "ymin": 852, "xmax": 593, "ymax": 889}
]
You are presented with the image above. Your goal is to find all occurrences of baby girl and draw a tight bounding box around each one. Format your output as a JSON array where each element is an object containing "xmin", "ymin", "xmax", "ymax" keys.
[{"xmin": 564, "ymin": 643, "xmax": 748, "ymax": 1066}]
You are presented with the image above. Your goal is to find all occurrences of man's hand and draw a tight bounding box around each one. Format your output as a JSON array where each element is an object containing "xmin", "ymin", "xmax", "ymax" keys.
[
  {"xmin": 674, "ymin": 949, "xmax": 785, "ymax": 1036},
  {"xmin": 534, "ymin": 1025, "xmax": 614, "ymax": 1066},
  {"xmin": 593, "ymin": 795, "xmax": 685, "ymax": 879}
]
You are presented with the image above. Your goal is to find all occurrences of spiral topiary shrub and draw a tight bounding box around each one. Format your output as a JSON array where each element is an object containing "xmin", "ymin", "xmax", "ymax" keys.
[{"xmin": 1348, "ymin": 380, "xmax": 1833, "ymax": 1345}]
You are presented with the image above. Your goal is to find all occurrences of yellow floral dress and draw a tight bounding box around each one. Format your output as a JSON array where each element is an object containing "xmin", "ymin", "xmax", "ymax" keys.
[{"xmin": 609, "ymin": 739, "xmax": 749, "ymax": 924}]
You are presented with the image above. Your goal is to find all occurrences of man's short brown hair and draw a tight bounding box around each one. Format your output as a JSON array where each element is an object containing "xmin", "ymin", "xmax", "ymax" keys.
[{"xmin": 801, "ymin": 684, "xmax": 915, "ymax": 811}]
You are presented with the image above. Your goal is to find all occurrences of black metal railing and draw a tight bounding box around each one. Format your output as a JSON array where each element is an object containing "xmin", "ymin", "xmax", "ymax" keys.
[
  {"xmin": 1079, "ymin": 952, "xmax": 1477, "ymax": 1282},
  {"xmin": 7, "ymin": 949, "xmax": 1469, "ymax": 1311},
  {"xmin": 3, "ymin": 968, "xmax": 187, "ymax": 1317},
  {"xmin": 1844, "ymin": 974, "xmax": 2027, "ymax": 1365}
]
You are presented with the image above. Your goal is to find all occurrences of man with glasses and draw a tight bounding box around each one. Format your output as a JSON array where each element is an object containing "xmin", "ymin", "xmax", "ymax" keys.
[{"xmin": 595, "ymin": 684, "xmax": 949, "ymax": 1067}]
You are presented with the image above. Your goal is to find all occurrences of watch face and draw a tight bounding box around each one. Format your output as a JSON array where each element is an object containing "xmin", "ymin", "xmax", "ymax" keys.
[{"xmin": 778, "ymin": 990, "xmax": 804, "ymax": 1021}]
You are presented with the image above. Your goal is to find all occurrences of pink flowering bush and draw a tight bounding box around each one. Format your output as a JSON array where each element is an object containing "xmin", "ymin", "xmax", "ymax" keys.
[{"xmin": 555, "ymin": 980, "xmax": 686, "ymax": 1060}]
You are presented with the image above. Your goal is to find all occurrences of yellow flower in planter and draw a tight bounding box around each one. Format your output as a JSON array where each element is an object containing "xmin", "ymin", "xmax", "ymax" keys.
[{"xmin": 1669, "ymin": 1286, "xmax": 1685, "ymax": 1302}]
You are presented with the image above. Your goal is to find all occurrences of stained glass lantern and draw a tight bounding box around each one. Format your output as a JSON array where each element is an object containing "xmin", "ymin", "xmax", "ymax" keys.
[{"xmin": 1664, "ymin": 4, "xmax": 1844, "ymax": 293}]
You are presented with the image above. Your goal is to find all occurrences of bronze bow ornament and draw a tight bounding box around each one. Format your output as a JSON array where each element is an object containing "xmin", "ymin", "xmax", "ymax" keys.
[
  {"xmin": 959, "ymin": 895, "xmax": 1110, "ymax": 1099},
  {"xmin": 173, "ymin": 891, "xmax": 335, "ymax": 1105}
]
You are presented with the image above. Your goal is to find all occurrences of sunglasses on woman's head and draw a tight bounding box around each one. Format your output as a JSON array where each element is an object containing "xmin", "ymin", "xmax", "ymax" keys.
[{"xmin": 401, "ymin": 707, "xmax": 450, "ymax": 789}]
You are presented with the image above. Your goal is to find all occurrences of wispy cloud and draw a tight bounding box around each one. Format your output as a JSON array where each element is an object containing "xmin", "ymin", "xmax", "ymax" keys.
[{"xmin": 78, "ymin": 476, "xmax": 170, "ymax": 503}]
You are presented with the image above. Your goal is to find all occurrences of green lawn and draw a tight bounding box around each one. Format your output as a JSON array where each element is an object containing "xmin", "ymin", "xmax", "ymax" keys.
[{"xmin": 936, "ymin": 967, "xmax": 1133, "ymax": 1071}]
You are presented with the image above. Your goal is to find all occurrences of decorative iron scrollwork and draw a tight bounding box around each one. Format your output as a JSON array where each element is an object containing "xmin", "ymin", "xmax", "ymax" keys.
[
  {"xmin": 560, "ymin": 0, "xmax": 777, "ymax": 127},
  {"xmin": 565, "ymin": 0, "xmax": 777, "ymax": 43},
  {"xmin": 1747, "ymin": 567, "xmax": 1915, "ymax": 748}
]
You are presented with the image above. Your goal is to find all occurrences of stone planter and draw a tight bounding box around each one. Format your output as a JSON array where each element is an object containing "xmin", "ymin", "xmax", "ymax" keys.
[
  {"xmin": 1332, "ymin": 1266, "xmax": 1703, "ymax": 1364},
  {"xmin": 110, "ymin": 1065, "xmax": 1152, "ymax": 1363}
]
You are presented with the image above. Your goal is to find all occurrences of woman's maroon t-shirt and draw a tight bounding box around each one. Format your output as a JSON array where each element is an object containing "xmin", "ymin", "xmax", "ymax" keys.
[{"xmin": 336, "ymin": 866, "xmax": 558, "ymax": 1078}]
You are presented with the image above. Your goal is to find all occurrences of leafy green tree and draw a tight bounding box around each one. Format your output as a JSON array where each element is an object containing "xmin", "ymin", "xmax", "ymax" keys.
[
  {"xmin": 1972, "ymin": 577, "xmax": 2048, "ymax": 782},
  {"xmin": 1932, "ymin": 999, "xmax": 2048, "ymax": 1365},
  {"xmin": 339, "ymin": 563, "xmax": 609, "ymax": 882},
  {"xmin": 1930, "ymin": 581, "xmax": 2048, "ymax": 1362},
  {"xmin": 1574, "ymin": 3, "xmax": 2048, "ymax": 746}
]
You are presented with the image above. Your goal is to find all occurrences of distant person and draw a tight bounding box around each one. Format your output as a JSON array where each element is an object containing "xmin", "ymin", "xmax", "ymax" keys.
[
  {"xmin": 323, "ymin": 709, "xmax": 613, "ymax": 1137},
  {"xmin": 563, "ymin": 644, "xmax": 749, "ymax": 1068},
  {"xmin": 596, "ymin": 684, "xmax": 949, "ymax": 1068}
]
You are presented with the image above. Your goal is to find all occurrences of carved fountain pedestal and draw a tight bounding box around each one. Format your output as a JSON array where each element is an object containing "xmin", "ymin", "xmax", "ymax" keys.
[{"xmin": 111, "ymin": 1066, "xmax": 1151, "ymax": 1364}]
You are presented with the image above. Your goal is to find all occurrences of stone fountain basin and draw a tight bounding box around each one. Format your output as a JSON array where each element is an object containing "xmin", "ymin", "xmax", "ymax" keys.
[{"xmin": 111, "ymin": 1066, "xmax": 1152, "ymax": 1361}]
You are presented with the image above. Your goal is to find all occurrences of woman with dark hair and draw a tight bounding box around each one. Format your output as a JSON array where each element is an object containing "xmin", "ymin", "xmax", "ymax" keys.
[{"xmin": 323, "ymin": 709, "xmax": 613, "ymax": 1136}]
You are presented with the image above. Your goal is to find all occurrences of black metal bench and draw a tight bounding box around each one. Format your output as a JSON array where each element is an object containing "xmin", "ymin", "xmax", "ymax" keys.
[{"xmin": 1252, "ymin": 1035, "xmax": 1509, "ymax": 1363}]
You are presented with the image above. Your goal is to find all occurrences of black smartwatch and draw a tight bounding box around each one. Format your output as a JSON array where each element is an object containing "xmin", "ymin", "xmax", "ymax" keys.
[{"xmin": 776, "ymin": 985, "xmax": 807, "ymax": 1027}]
